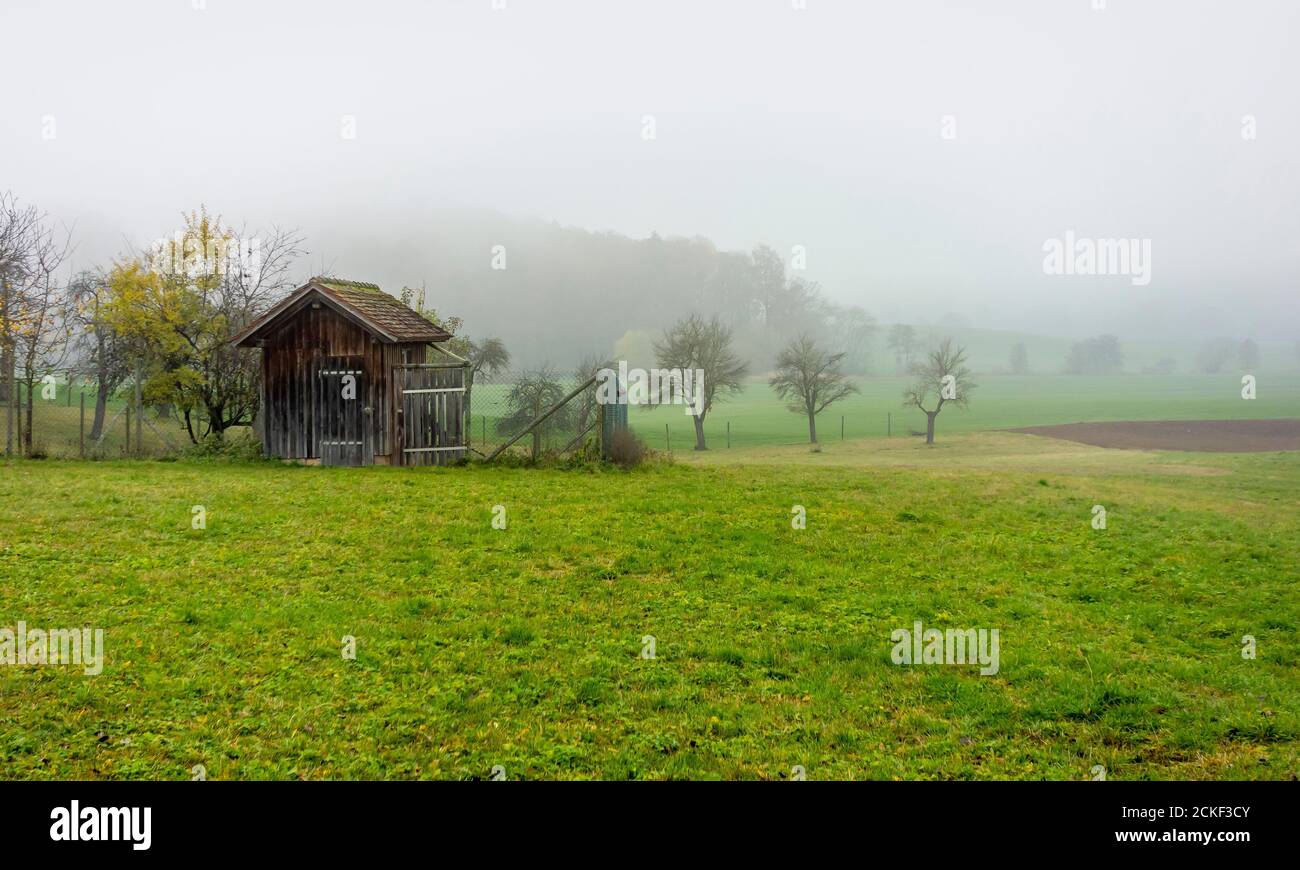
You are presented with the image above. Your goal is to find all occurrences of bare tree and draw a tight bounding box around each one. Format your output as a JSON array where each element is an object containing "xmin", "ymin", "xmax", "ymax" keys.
[
  {"xmin": 497, "ymin": 366, "xmax": 571, "ymax": 461},
  {"xmin": 654, "ymin": 313, "xmax": 748, "ymax": 450},
  {"xmin": 0, "ymin": 192, "xmax": 72, "ymax": 455},
  {"xmin": 572, "ymin": 352, "xmax": 610, "ymax": 441},
  {"xmin": 769, "ymin": 335, "xmax": 858, "ymax": 444},
  {"xmin": 189, "ymin": 221, "xmax": 304, "ymax": 440},
  {"xmin": 67, "ymin": 270, "xmax": 129, "ymax": 440},
  {"xmin": 903, "ymin": 338, "xmax": 976, "ymax": 445}
]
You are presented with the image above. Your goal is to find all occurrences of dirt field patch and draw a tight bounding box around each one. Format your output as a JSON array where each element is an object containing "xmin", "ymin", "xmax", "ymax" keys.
[{"xmin": 1010, "ymin": 419, "xmax": 1300, "ymax": 452}]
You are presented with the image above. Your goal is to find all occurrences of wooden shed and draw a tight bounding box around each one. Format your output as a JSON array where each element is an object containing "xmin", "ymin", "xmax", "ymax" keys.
[{"xmin": 232, "ymin": 277, "xmax": 468, "ymax": 466}]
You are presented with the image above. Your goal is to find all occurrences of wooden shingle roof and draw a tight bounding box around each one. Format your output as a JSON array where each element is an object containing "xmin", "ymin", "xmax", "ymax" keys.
[{"xmin": 232, "ymin": 277, "xmax": 452, "ymax": 347}]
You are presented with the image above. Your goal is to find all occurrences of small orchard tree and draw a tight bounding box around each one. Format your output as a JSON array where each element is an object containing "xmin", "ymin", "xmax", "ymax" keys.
[
  {"xmin": 903, "ymin": 338, "xmax": 976, "ymax": 445},
  {"xmin": 68, "ymin": 270, "xmax": 130, "ymax": 440},
  {"xmin": 572, "ymin": 353, "xmax": 610, "ymax": 442},
  {"xmin": 653, "ymin": 313, "xmax": 747, "ymax": 450},
  {"xmin": 497, "ymin": 366, "xmax": 571, "ymax": 461},
  {"xmin": 769, "ymin": 335, "xmax": 858, "ymax": 444}
]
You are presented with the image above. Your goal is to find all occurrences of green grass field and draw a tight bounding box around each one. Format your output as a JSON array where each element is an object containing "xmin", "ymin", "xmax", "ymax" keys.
[
  {"xmin": 619, "ymin": 372, "xmax": 1300, "ymax": 451},
  {"xmin": 2, "ymin": 432, "xmax": 1296, "ymax": 780}
]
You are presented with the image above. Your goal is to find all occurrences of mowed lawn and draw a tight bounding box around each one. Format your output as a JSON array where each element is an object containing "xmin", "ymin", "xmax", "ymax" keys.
[{"xmin": 1, "ymin": 433, "xmax": 1297, "ymax": 780}]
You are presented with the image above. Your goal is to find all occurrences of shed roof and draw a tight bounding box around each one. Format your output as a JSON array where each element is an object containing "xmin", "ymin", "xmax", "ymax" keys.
[{"xmin": 232, "ymin": 277, "xmax": 452, "ymax": 347}]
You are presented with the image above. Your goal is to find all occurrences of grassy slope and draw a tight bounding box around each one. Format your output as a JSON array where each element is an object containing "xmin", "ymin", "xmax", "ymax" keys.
[{"xmin": 1, "ymin": 434, "xmax": 1296, "ymax": 780}]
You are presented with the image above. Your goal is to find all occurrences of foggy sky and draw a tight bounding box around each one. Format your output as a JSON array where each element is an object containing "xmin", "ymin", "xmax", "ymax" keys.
[{"xmin": 2, "ymin": 0, "xmax": 1297, "ymax": 341}]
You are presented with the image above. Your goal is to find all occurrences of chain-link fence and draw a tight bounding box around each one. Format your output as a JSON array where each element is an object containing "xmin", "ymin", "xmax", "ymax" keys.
[
  {"xmin": 5, "ymin": 367, "xmax": 892, "ymax": 462},
  {"xmin": 465, "ymin": 368, "xmax": 892, "ymax": 459},
  {"xmin": 466, "ymin": 373, "xmax": 600, "ymax": 459},
  {"xmin": 2, "ymin": 371, "xmax": 187, "ymax": 459}
]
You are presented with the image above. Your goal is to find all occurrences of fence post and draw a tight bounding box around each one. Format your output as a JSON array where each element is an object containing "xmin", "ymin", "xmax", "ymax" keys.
[
  {"xmin": 125, "ymin": 405, "xmax": 131, "ymax": 457},
  {"xmin": 726, "ymin": 420, "xmax": 730, "ymax": 449},
  {"xmin": 841, "ymin": 415, "xmax": 845, "ymax": 441},
  {"xmin": 79, "ymin": 393, "xmax": 85, "ymax": 458},
  {"xmin": 16, "ymin": 382, "xmax": 23, "ymax": 456},
  {"xmin": 134, "ymin": 368, "xmax": 143, "ymax": 456},
  {"xmin": 665, "ymin": 423, "xmax": 670, "ymax": 453},
  {"xmin": 482, "ymin": 415, "xmax": 486, "ymax": 449},
  {"xmin": 2, "ymin": 356, "xmax": 10, "ymax": 457}
]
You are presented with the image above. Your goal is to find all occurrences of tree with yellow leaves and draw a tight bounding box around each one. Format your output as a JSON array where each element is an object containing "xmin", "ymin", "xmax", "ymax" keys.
[{"xmin": 102, "ymin": 207, "xmax": 303, "ymax": 442}]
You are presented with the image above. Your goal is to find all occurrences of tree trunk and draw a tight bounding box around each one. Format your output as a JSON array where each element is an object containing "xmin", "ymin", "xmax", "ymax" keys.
[
  {"xmin": 925, "ymin": 410, "xmax": 937, "ymax": 445},
  {"xmin": 808, "ymin": 410, "xmax": 817, "ymax": 444},
  {"xmin": 692, "ymin": 412, "xmax": 707, "ymax": 450},
  {"xmin": 133, "ymin": 370, "xmax": 143, "ymax": 453},
  {"xmin": 91, "ymin": 380, "xmax": 109, "ymax": 440},
  {"xmin": 3, "ymin": 347, "xmax": 12, "ymax": 456},
  {"xmin": 23, "ymin": 377, "xmax": 34, "ymax": 453},
  {"xmin": 90, "ymin": 332, "xmax": 110, "ymax": 440}
]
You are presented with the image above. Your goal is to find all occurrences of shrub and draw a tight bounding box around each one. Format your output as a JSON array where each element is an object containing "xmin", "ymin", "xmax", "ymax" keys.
[
  {"xmin": 608, "ymin": 428, "xmax": 647, "ymax": 469},
  {"xmin": 183, "ymin": 431, "xmax": 264, "ymax": 462}
]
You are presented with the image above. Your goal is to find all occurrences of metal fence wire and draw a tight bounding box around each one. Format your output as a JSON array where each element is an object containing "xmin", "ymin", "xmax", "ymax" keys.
[
  {"xmin": 465, "ymin": 373, "xmax": 599, "ymax": 459},
  {"xmin": 3, "ymin": 371, "xmax": 185, "ymax": 459},
  {"xmin": 4, "ymin": 367, "xmax": 877, "ymax": 461}
]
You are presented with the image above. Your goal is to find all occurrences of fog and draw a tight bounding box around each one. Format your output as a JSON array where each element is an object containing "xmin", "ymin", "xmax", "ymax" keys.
[{"xmin": 3, "ymin": 0, "xmax": 1297, "ymax": 362}]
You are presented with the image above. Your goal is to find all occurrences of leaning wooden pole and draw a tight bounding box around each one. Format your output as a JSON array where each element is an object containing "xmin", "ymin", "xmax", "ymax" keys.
[
  {"xmin": 561, "ymin": 418, "xmax": 598, "ymax": 454},
  {"xmin": 486, "ymin": 374, "xmax": 597, "ymax": 462}
]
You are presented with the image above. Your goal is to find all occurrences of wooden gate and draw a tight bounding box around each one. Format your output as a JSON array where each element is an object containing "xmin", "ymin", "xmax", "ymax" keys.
[{"xmin": 394, "ymin": 363, "xmax": 468, "ymax": 466}]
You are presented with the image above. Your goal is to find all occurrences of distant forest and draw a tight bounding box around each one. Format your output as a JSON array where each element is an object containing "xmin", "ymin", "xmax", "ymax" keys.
[
  {"xmin": 310, "ymin": 210, "xmax": 1291, "ymax": 376},
  {"xmin": 313, "ymin": 211, "xmax": 876, "ymax": 372}
]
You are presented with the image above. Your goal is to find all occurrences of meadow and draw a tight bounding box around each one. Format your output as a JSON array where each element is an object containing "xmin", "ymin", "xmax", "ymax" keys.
[
  {"xmin": 622, "ymin": 372, "xmax": 1300, "ymax": 451},
  {"xmin": 1, "ymin": 431, "xmax": 1296, "ymax": 779}
]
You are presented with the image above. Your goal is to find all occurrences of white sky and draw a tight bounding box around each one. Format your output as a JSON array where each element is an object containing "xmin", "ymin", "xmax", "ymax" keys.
[{"xmin": 2, "ymin": 0, "xmax": 1296, "ymax": 340}]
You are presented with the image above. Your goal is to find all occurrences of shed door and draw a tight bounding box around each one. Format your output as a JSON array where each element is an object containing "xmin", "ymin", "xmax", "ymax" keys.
[{"xmin": 315, "ymin": 355, "xmax": 370, "ymax": 466}]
